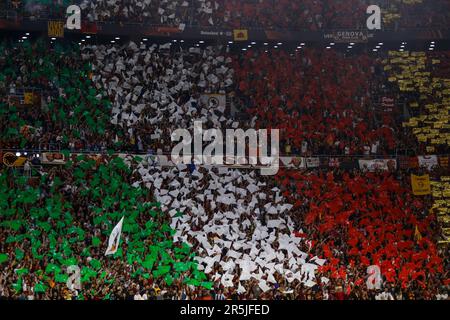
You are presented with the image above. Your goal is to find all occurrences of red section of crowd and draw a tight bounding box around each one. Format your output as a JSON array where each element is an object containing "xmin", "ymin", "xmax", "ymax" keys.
[
  {"xmin": 234, "ymin": 48, "xmax": 397, "ymax": 156},
  {"xmin": 279, "ymin": 169, "xmax": 448, "ymax": 297}
]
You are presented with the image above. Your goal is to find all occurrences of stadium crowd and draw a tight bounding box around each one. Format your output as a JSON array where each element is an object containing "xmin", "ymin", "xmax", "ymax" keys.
[
  {"xmin": 0, "ymin": 37, "xmax": 449, "ymax": 300},
  {"xmin": 2, "ymin": 0, "xmax": 450, "ymax": 30}
]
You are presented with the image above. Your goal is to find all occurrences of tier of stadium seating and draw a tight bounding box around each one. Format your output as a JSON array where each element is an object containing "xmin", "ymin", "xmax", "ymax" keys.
[
  {"xmin": 4, "ymin": 39, "xmax": 449, "ymax": 156},
  {"xmin": 3, "ymin": 0, "xmax": 450, "ymax": 30}
]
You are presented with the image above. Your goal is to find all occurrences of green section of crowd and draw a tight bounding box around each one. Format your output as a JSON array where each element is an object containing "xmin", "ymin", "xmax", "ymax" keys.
[
  {"xmin": 0, "ymin": 39, "xmax": 111, "ymax": 148},
  {"xmin": 0, "ymin": 156, "xmax": 211, "ymax": 299}
]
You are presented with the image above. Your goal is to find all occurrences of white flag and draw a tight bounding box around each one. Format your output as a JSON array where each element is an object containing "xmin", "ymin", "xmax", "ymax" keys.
[{"xmin": 105, "ymin": 217, "xmax": 124, "ymax": 256}]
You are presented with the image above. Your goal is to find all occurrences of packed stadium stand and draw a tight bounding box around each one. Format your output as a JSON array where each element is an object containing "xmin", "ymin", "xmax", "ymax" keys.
[{"xmin": 0, "ymin": 0, "xmax": 449, "ymax": 301}]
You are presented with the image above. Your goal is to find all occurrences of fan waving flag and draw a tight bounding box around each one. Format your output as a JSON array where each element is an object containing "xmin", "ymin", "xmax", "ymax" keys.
[{"xmin": 105, "ymin": 217, "xmax": 124, "ymax": 256}]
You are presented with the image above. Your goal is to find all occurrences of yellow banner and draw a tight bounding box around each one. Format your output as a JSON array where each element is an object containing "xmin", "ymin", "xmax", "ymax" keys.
[
  {"xmin": 411, "ymin": 174, "xmax": 431, "ymax": 195},
  {"xmin": 24, "ymin": 92, "xmax": 34, "ymax": 105},
  {"xmin": 2, "ymin": 153, "xmax": 26, "ymax": 167},
  {"xmin": 48, "ymin": 21, "xmax": 64, "ymax": 38},
  {"xmin": 233, "ymin": 29, "xmax": 248, "ymax": 41}
]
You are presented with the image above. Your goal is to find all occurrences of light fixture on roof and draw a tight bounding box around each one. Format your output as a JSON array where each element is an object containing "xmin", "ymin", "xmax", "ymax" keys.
[
  {"xmin": 277, "ymin": 42, "xmax": 282, "ymax": 45},
  {"xmin": 22, "ymin": 36, "xmax": 27, "ymax": 39},
  {"xmin": 86, "ymin": 35, "xmax": 91, "ymax": 39},
  {"xmin": 251, "ymin": 41, "xmax": 256, "ymax": 45},
  {"xmin": 300, "ymin": 42, "xmax": 305, "ymax": 45},
  {"xmin": 429, "ymin": 47, "xmax": 434, "ymax": 50},
  {"xmin": 115, "ymin": 37, "xmax": 120, "ymax": 40},
  {"xmin": 297, "ymin": 46, "xmax": 302, "ymax": 49},
  {"xmin": 180, "ymin": 40, "xmax": 184, "ymax": 43},
  {"xmin": 78, "ymin": 42, "xmax": 81, "ymax": 45},
  {"xmin": 264, "ymin": 42, "xmax": 268, "ymax": 46},
  {"xmin": 173, "ymin": 39, "xmax": 177, "ymax": 42},
  {"xmin": 248, "ymin": 45, "xmax": 252, "ymax": 48},
  {"xmin": 430, "ymin": 43, "xmax": 435, "ymax": 47},
  {"xmin": 51, "ymin": 37, "xmax": 56, "ymax": 40},
  {"xmin": 274, "ymin": 45, "xmax": 278, "ymax": 48},
  {"xmin": 199, "ymin": 40, "xmax": 205, "ymax": 44},
  {"xmin": 347, "ymin": 46, "xmax": 353, "ymax": 49},
  {"xmin": 228, "ymin": 41, "xmax": 233, "ymax": 44},
  {"xmin": 15, "ymin": 152, "xmax": 21, "ymax": 157},
  {"xmin": 25, "ymin": 32, "xmax": 29, "ymax": 36},
  {"xmin": 373, "ymin": 49, "xmax": 378, "ymax": 52},
  {"xmin": 378, "ymin": 42, "xmax": 383, "ymax": 45},
  {"xmin": 143, "ymin": 38, "xmax": 148, "ymax": 41},
  {"xmin": 242, "ymin": 48, "xmax": 247, "ymax": 51},
  {"xmin": 376, "ymin": 45, "xmax": 380, "ymax": 48},
  {"xmin": 195, "ymin": 44, "xmax": 199, "ymax": 47},
  {"xmin": 350, "ymin": 42, "xmax": 355, "ymax": 45},
  {"xmin": 330, "ymin": 42, "xmax": 335, "ymax": 46},
  {"xmin": 326, "ymin": 46, "xmax": 331, "ymax": 49},
  {"xmin": 399, "ymin": 49, "xmax": 404, "ymax": 52},
  {"xmin": 111, "ymin": 40, "xmax": 115, "ymax": 43},
  {"xmin": 81, "ymin": 39, "xmax": 85, "ymax": 42}
]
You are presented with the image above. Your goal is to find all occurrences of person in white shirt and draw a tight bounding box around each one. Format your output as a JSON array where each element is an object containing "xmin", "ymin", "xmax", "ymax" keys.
[{"xmin": 375, "ymin": 289, "xmax": 394, "ymax": 300}]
